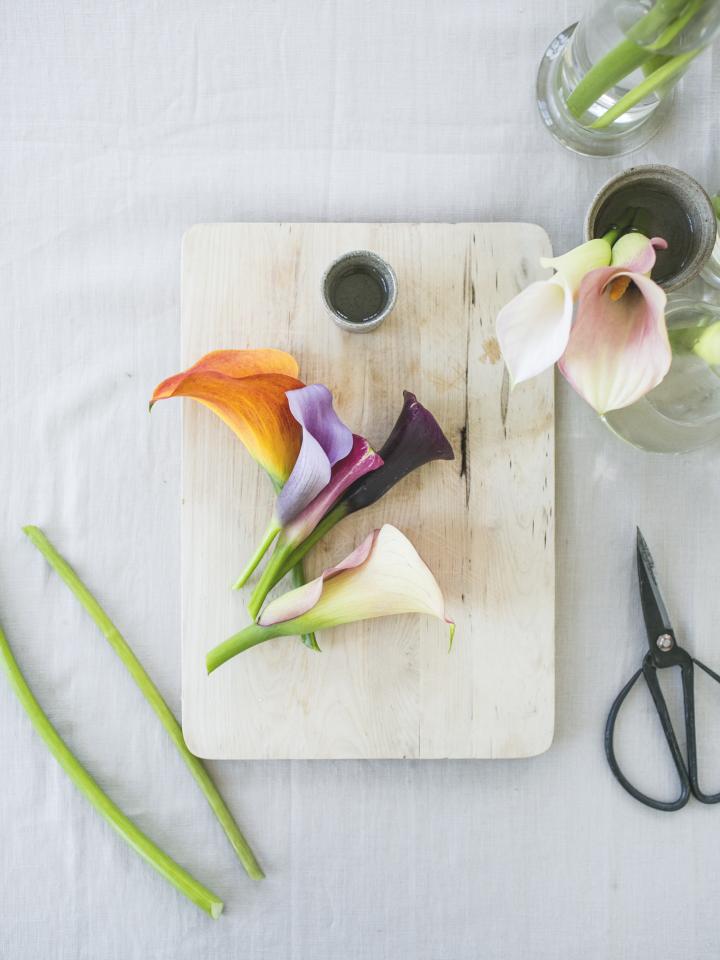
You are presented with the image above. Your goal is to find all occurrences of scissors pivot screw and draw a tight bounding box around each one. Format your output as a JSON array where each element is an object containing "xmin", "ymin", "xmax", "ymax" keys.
[{"xmin": 657, "ymin": 633, "xmax": 674, "ymax": 652}]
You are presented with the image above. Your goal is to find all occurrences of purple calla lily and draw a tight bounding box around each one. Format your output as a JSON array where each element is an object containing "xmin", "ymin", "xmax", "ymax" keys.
[{"xmin": 277, "ymin": 384, "xmax": 353, "ymax": 524}]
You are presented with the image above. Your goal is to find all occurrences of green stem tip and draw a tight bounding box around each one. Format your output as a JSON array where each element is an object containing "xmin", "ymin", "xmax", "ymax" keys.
[
  {"xmin": 0, "ymin": 621, "xmax": 224, "ymax": 919},
  {"xmin": 207, "ymin": 622, "xmax": 284, "ymax": 673},
  {"xmin": 22, "ymin": 525, "xmax": 264, "ymax": 882},
  {"xmin": 232, "ymin": 520, "xmax": 281, "ymax": 590}
]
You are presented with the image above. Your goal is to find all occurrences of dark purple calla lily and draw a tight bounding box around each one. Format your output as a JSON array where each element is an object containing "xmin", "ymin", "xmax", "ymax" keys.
[{"xmin": 339, "ymin": 390, "xmax": 454, "ymax": 515}]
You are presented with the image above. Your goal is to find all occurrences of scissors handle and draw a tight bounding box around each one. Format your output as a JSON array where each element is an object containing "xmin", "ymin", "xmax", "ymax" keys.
[
  {"xmin": 605, "ymin": 655, "xmax": 691, "ymax": 812},
  {"xmin": 688, "ymin": 658, "xmax": 720, "ymax": 804}
]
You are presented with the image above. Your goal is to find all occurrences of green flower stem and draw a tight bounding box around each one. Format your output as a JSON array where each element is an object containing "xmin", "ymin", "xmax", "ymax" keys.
[
  {"xmin": 642, "ymin": 52, "xmax": 672, "ymax": 76},
  {"xmin": 0, "ymin": 622, "xmax": 224, "ymax": 919},
  {"xmin": 247, "ymin": 541, "xmax": 296, "ymax": 620},
  {"xmin": 590, "ymin": 49, "xmax": 699, "ymax": 129},
  {"xmin": 566, "ymin": 38, "xmax": 650, "ymax": 119},
  {"xmin": 247, "ymin": 503, "xmax": 350, "ymax": 618},
  {"xmin": 22, "ymin": 525, "xmax": 264, "ymax": 882},
  {"xmin": 290, "ymin": 563, "xmax": 320, "ymax": 651},
  {"xmin": 566, "ymin": 0, "xmax": 699, "ymax": 119},
  {"xmin": 668, "ymin": 325, "xmax": 702, "ymax": 353},
  {"xmin": 207, "ymin": 622, "xmax": 287, "ymax": 673},
  {"xmin": 646, "ymin": 0, "xmax": 707, "ymax": 51},
  {"xmin": 276, "ymin": 503, "xmax": 349, "ymax": 583},
  {"xmin": 232, "ymin": 520, "xmax": 281, "ymax": 590},
  {"xmin": 601, "ymin": 227, "xmax": 621, "ymax": 245}
]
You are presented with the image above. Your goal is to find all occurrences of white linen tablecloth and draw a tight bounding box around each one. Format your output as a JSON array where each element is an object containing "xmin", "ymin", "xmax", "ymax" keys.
[{"xmin": 2, "ymin": 2, "xmax": 720, "ymax": 957}]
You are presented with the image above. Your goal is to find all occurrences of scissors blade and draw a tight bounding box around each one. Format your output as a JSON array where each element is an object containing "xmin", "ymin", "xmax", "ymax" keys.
[{"xmin": 636, "ymin": 528, "xmax": 674, "ymax": 649}]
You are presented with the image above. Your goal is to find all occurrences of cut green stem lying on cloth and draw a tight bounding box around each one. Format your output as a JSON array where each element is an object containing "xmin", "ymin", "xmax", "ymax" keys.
[
  {"xmin": 22, "ymin": 525, "xmax": 264, "ymax": 882},
  {"xmin": 0, "ymin": 621, "xmax": 224, "ymax": 919},
  {"xmin": 208, "ymin": 525, "xmax": 454, "ymax": 673}
]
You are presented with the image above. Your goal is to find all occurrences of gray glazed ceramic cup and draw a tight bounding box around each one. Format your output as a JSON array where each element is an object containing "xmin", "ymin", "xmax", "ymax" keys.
[
  {"xmin": 584, "ymin": 165, "xmax": 717, "ymax": 293},
  {"xmin": 322, "ymin": 250, "xmax": 398, "ymax": 333}
]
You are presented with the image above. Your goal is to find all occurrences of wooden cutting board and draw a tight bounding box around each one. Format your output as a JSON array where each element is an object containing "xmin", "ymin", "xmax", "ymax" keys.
[{"xmin": 180, "ymin": 222, "xmax": 554, "ymax": 759}]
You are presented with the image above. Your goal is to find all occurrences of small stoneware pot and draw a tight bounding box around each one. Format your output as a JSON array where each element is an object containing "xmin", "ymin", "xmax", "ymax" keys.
[
  {"xmin": 322, "ymin": 250, "xmax": 398, "ymax": 333},
  {"xmin": 584, "ymin": 164, "xmax": 717, "ymax": 293}
]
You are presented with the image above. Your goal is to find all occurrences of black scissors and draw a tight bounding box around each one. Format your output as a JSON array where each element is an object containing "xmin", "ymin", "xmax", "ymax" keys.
[{"xmin": 605, "ymin": 528, "xmax": 720, "ymax": 812}]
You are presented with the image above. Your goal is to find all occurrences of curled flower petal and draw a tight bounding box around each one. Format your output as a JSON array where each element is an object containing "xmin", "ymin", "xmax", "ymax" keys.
[
  {"xmin": 497, "ymin": 276, "xmax": 573, "ymax": 386},
  {"xmin": 151, "ymin": 349, "xmax": 304, "ymax": 485},
  {"xmin": 276, "ymin": 385, "xmax": 354, "ymax": 525},
  {"xmin": 152, "ymin": 349, "xmax": 299, "ymax": 402},
  {"xmin": 343, "ymin": 390, "xmax": 454, "ymax": 513},
  {"xmin": 258, "ymin": 531, "xmax": 377, "ymax": 625},
  {"xmin": 207, "ymin": 525, "xmax": 454, "ymax": 670},
  {"xmin": 540, "ymin": 238, "xmax": 612, "ymax": 296},
  {"xmin": 559, "ymin": 266, "xmax": 670, "ymax": 415},
  {"xmin": 152, "ymin": 371, "xmax": 303, "ymax": 485}
]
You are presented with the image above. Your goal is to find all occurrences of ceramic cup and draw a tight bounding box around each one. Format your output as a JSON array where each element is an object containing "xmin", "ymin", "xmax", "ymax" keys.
[
  {"xmin": 322, "ymin": 250, "xmax": 398, "ymax": 333},
  {"xmin": 584, "ymin": 164, "xmax": 717, "ymax": 293}
]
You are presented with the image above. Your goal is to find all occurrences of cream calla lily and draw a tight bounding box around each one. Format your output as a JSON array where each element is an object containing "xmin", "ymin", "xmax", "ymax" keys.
[{"xmin": 207, "ymin": 525, "xmax": 454, "ymax": 672}]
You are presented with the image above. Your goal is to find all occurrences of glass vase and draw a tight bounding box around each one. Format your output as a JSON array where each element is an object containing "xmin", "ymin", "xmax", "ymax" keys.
[
  {"xmin": 537, "ymin": 0, "xmax": 720, "ymax": 157},
  {"xmin": 603, "ymin": 300, "xmax": 720, "ymax": 453}
]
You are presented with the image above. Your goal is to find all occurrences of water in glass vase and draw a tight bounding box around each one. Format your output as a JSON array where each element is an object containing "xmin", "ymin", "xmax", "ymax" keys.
[
  {"xmin": 537, "ymin": 0, "xmax": 720, "ymax": 157},
  {"xmin": 604, "ymin": 301, "xmax": 720, "ymax": 453}
]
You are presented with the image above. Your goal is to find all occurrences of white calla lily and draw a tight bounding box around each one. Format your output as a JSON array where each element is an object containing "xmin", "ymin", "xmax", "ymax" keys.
[{"xmin": 496, "ymin": 275, "xmax": 573, "ymax": 386}]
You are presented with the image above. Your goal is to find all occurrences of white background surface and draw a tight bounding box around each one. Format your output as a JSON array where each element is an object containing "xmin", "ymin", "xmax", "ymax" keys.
[{"xmin": 1, "ymin": 2, "xmax": 720, "ymax": 957}]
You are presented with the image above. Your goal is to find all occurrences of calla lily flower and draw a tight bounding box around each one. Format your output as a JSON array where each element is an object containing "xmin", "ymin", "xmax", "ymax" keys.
[
  {"xmin": 276, "ymin": 384, "xmax": 353, "ymax": 524},
  {"xmin": 559, "ymin": 237, "xmax": 670, "ymax": 414},
  {"xmin": 497, "ymin": 238, "xmax": 612, "ymax": 386},
  {"xmin": 150, "ymin": 349, "xmax": 304, "ymax": 488},
  {"xmin": 242, "ymin": 434, "xmax": 384, "ymax": 611},
  {"xmin": 207, "ymin": 524, "xmax": 454, "ymax": 672},
  {"xmin": 233, "ymin": 384, "xmax": 358, "ymax": 590},
  {"xmin": 245, "ymin": 390, "xmax": 454, "ymax": 618}
]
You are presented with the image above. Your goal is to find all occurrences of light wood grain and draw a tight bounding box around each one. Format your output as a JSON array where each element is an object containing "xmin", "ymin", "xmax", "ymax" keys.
[{"xmin": 180, "ymin": 222, "xmax": 554, "ymax": 759}]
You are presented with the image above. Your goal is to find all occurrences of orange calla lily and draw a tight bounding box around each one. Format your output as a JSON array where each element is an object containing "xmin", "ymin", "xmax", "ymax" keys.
[{"xmin": 151, "ymin": 349, "xmax": 304, "ymax": 487}]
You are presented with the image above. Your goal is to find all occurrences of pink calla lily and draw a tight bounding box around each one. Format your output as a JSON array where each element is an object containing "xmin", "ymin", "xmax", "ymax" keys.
[
  {"xmin": 208, "ymin": 524, "xmax": 454, "ymax": 672},
  {"xmin": 559, "ymin": 239, "xmax": 670, "ymax": 415}
]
